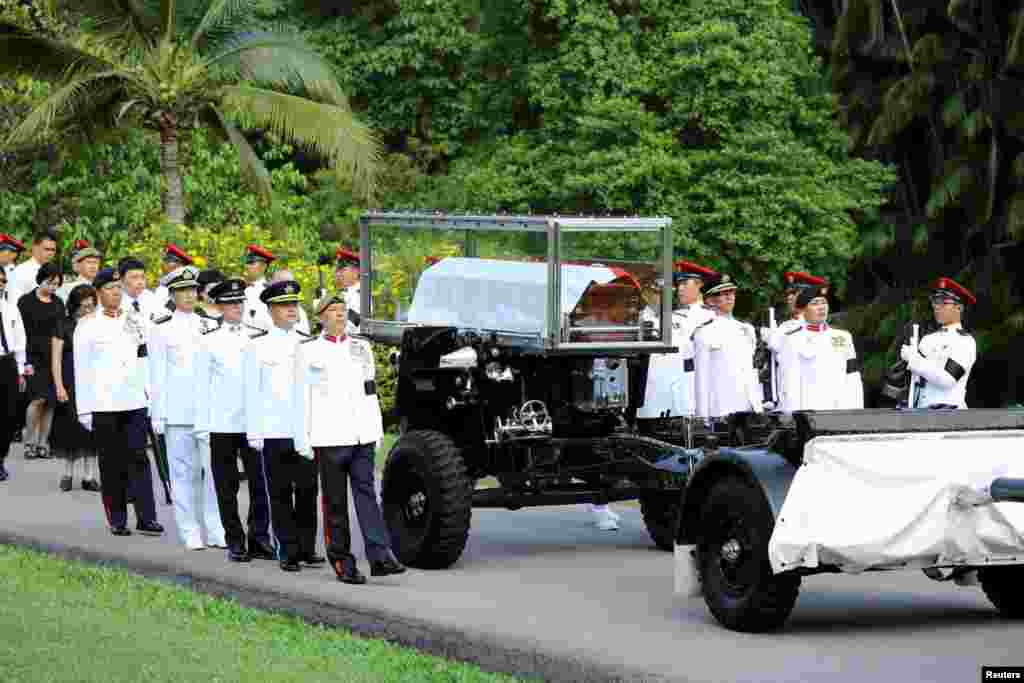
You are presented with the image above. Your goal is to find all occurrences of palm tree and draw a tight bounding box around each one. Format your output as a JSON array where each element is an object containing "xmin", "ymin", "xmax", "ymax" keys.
[{"xmin": 0, "ymin": 0, "xmax": 379, "ymax": 225}]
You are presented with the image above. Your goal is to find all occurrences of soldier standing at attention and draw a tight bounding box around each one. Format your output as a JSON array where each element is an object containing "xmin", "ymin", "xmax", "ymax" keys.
[
  {"xmin": 194, "ymin": 278, "xmax": 274, "ymax": 563},
  {"xmin": 56, "ymin": 240, "xmax": 101, "ymax": 302},
  {"xmin": 294, "ymin": 295, "xmax": 405, "ymax": 584},
  {"xmin": 242, "ymin": 244, "xmax": 275, "ymax": 330},
  {"xmin": 765, "ymin": 272, "xmax": 828, "ymax": 407},
  {"xmin": 150, "ymin": 266, "xmax": 226, "ymax": 550},
  {"xmin": 8, "ymin": 230, "xmax": 57, "ymax": 303},
  {"xmin": 0, "ymin": 233, "xmax": 26, "ymax": 282},
  {"xmin": 692, "ymin": 274, "xmax": 764, "ymax": 419},
  {"xmin": 0, "ymin": 266, "xmax": 28, "ymax": 481},
  {"xmin": 776, "ymin": 282, "xmax": 864, "ymax": 411},
  {"xmin": 243, "ymin": 279, "xmax": 323, "ymax": 572},
  {"xmin": 335, "ymin": 247, "xmax": 362, "ymax": 334},
  {"xmin": 74, "ymin": 267, "xmax": 163, "ymax": 537},
  {"xmin": 195, "ymin": 269, "xmax": 226, "ymax": 335},
  {"xmin": 901, "ymin": 278, "xmax": 977, "ymax": 409},
  {"xmin": 153, "ymin": 244, "xmax": 194, "ymax": 312}
]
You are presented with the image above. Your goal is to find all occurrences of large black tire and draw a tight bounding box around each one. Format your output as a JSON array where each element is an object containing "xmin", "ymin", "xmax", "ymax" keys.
[
  {"xmin": 381, "ymin": 430, "xmax": 473, "ymax": 569},
  {"xmin": 697, "ymin": 476, "xmax": 800, "ymax": 632},
  {"xmin": 640, "ymin": 492, "xmax": 680, "ymax": 552},
  {"xmin": 980, "ymin": 567, "xmax": 1024, "ymax": 618}
]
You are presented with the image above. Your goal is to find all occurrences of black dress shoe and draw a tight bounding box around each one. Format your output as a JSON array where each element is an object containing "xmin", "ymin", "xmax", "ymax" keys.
[
  {"xmin": 59, "ymin": 476, "xmax": 72, "ymax": 492},
  {"xmin": 370, "ymin": 558, "xmax": 407, "ymax": 577},
  {"xmin": 298, "ymin": 552, "xmax": 326, "ymax": 566},
  {"xmin": 0, "ymin": 464, "xmax": 9, "ymax": 482},
  {"xmin": 279, "ymin": 558, "xmax": 301, "ymax": 572},
  {"xmin": 81, "ymin": 479, "xmax": 101, "ymax": 492},
  {"xmin": 136, "ymin": 521, "xmax": 164, "ymax": 536},
  {"xmin": 335, "ymin": 557, "xmax": 367, "ymax": 585},
  {"xmin": 111, "ymin": 526, "xmax": 132, "ymax": 536},
  {"xmin": 248, "ymin": 542, "xmax": 276, "ymax": 561},
  {"xmin": 228, "ymin": 547, "xmax": 251, "ymax": 563}
]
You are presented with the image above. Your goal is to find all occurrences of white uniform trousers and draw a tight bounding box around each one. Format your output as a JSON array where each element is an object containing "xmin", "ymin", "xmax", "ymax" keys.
[{"xmin": 166, "ymin": 425, "xmax": 226, "ymax": 549}]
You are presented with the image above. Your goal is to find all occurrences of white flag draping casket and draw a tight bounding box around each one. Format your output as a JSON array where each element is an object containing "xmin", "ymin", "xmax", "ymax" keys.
[
  {"xmin": 407, "ymin": 257, "xmax": 620, "ymax": 334},
  {"xmin": 768, "ymin": 431, "xmax": 1024, "ymax": 574}
]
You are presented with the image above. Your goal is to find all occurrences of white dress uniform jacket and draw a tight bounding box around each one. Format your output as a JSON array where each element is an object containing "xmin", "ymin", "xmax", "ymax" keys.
[
  {"xmin": 243, "ymin": 278, "xmax": 267, "ymax": 328},
  {"xmin": 344, "ymin": 284, "xmax": 361, "ymax": 335},
  {"xmin": 765, "ymin": 315, "xmax": 803, "ymax": 407},
  {"xmin": 638, "ymin": 304, "xmax": 715, "ymax": 418},
  {"xmin": 243, "ymin": 325, "xmax": 303, "ymax": 440},
  {"xmin": 121, "ymin": 289, "xmax": 162, "ymax": 324},
  {"xmin": 776, "ymin": 324, "xmax": 864, "ymax": 411},
  {"xmin": 247, "ymin": 301, "xmax": 311, "ymax": 336},
  {"xmin": 73, "ymin": 312, "xmax": 149, "ymax": 415},
  {"xmin": 149, "ymin": 311, "xmax": 203, "ymax": 426},
  {"xmin": 293, "ymin": 335, "xmax": 383, "ymax": 452},
  {"xmin": 194, "ymin": 321, "xmax": 251, "ymax": 435},
  {"xmin": 0, "ymin": 296, "xmax": 27, "ymax": 373},
  {"xmin": 693, "ymin": 315, "xmax": 764, "ymax": 419},
  {"xmin": 9, "ymin": 257, "xmax": 42, "ymax": 303},
  {"xmin": 908, "ymin": 323, "xmax": 977, "ymax": 408}
]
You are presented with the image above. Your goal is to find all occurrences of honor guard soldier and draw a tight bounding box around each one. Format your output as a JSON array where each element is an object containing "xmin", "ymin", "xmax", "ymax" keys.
[
  {"xmin": 196, "ymin": 269, "xmax": 226, "ymax": 334},
  {"xmin": 194, "ymin": 278, "xmax": 274, "ymax": 562},
  {"xmin": 73, "ymin": 268, "xmax": 163, "ymax": 537},
  {"xmin": 243, "ymin": 279, "xmax": 323, "ymax": 572},
  {"xmin": 243, "ymin": 244, "xmax": 275, "ymax": 329},
  {"xmin": 118, "ymin": 257, "xmax": 160, "ymax": 323},
  {"xmin": 0, "ymin": 233, "xmax": 26, "ymax": 282},
  {"xmin": 693, "ymin": 274, "xmax": 764, "ymax": 419},
  {"xmin": 765, "ymin": 272, "xmax": 827, "ymax": 406},
  {"xmin": 150, "ymin": 266, "xmax": 226, "ymax": 550},
  {"xmin": 249, "ymin": 269, "xmax": 312, "ymax": 335},
  {"xmin": 154, "ymin": 244, "xmax": 194, "ymax": 312},
  {"xmin": 776, "ymin": 282, "xmax": 864, "ymax": 411},
  {"xmin": 57, "ymin": 240, "xmax": 101, "ymax": 302},
  {"xmin": 335, "ymin": 247, "xmax": 362, "ymax": 334},
  {"xmin": 294, "ymin": 295, "xmax": 406, "ymax": 584},
  {"xmin": 0, "ymin": 266, "xmax": 28, "ymax": 481},
  {"xmin": 900, "ymin": 278, "xmax": 977, "ymax": 409},
  {"xmin": 9, "ymin": 230, "xmax": 57, "ymax": 303}
]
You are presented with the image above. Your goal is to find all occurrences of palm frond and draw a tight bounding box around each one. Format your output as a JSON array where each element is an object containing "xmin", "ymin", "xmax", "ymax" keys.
[
  {"xmin": 190, "ymin": 0, "xmax": 257, "ymax": 50},
  {"xmin": 205, "ymin": 29, "xmax": 347, "ymax": 106},
  {"xmin": 0, "ymin": 24, "xmax": 115, "ymax": 80},
  {"xmin": 5, "ymin": 70, "xmax": 132, "ymax": 146},
  {"xmin": 206, "ymin": 105, "xmax": 272, "ymax": 198},
  {"xmin": 56, "ymin": 0, "xmax": 158, "ymax": 45},
  {"xmin": 161, "ymin": 0, "xmax": 177, "ymax": 42},
  {"xmin": 1008, "ymin": 10, "xmax": 1024, "ymax": 70},
  {"xmin": 221, "ymin": 85, "xmax": 378, "ymax": 199}
]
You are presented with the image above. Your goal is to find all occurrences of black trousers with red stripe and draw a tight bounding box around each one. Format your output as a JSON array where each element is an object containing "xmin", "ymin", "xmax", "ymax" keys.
[
  {"xmin": 317, "ymin": 443, "xmax": 392, "ymax": 563},
  {"xmin": 261, "ymin": 438, "xmax": 318, "ymax": 561},
  {"xmin": 93, "ymin": 408, "xmax": 157, "ymax": 529},
  {"xmin": 0, "ymin": 354, "xmax": 19, "ymax": 465}
]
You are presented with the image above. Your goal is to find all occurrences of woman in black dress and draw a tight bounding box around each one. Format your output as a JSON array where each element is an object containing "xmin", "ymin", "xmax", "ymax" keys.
[
  {"xmin": 17, "ymin": 262, "xmax": 64, "ymax": 460},
  {"xmin": 51, "ymin": 284, "xmax": 99, "ymax": 491}
]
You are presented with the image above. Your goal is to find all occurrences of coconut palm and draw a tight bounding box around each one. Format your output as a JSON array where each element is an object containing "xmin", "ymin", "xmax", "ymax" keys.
[{"xmin": 0, "ymin": 0, "xmax": 379, "ymax": 224}]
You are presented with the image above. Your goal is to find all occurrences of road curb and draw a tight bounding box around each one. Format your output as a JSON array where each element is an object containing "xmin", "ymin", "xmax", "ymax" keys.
[{"xmin": 0, "ymin": 529, "xmax": 674, "ymax": 683}]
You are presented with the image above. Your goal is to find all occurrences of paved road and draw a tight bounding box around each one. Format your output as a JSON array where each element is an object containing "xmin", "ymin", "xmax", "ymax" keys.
[{"xmin": 1, "ymin": 448, "xmax": 1021, "ymax": 682}]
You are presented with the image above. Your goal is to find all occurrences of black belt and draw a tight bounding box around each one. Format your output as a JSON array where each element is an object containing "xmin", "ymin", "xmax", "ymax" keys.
[{"xmin": 683, "ymin": 358, "xmax": 694, "ymax": 373}]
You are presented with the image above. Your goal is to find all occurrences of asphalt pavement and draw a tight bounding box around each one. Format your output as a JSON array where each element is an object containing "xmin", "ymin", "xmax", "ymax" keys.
[{"xmin": 1, "ymin": 447, "xmax": 1021, "ymax": 682}]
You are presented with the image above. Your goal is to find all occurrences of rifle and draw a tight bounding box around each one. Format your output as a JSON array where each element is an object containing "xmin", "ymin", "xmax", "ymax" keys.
[
  {"xmin": 909, "ymin": 323, "xmax": 921, "ymax": 408},
  {"xmin": 754, "ymin": 308, "xmax": 777, "ymax": 408},
  {"xmin": 146, "ymin": 423, "xmax": 173, "ymax": 505}
]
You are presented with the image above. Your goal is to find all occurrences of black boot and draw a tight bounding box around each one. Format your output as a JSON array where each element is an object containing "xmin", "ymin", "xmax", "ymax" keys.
[
  {"xmin": 335, "ymin": 556, "xmax": 367, "ymax": 585},
  {"xmin": 248, "ymin": 540, "xmax": 276, "ymax": 561},
  {"xmin": 370, "ymin": 557, "xmax": 407, "ymax": 577},
  {"xmin": 0, "ymin": 460, "xmax": 8, "ymax": 482}
]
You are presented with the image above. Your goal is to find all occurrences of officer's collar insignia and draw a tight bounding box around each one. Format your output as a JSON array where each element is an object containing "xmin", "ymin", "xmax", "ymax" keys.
[
  {"xmin": 721, "ymin": 275, "xmax": 731, "ymax": 283},
  {"xmin": 286, "ymin": 283, "xmax": 296, "ymax": 294}
]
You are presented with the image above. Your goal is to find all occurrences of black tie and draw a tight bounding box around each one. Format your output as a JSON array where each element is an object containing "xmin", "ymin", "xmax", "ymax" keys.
[
  {"xmin": 0, "ymin": 309, "xmax": 8, "ymax": 354},
  {"xmin": 133, "ymin": 300, "xmax": 140, "ymax": 313}
]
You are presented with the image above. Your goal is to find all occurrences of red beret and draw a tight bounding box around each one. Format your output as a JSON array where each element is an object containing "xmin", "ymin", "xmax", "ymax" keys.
[
  {"xmin": 424, "ymin": 255, "xmax": 441, "ymax": 266},
  {"xmin": 245, "ymin": 244, "xmax": 276, "ymax": 263},
  {"xmin": 932, "ymin": 277, "xmax": 976, "ymax": 306},
  {"xmin": 674, "ymin": 260, "xmax": 717, "ymax": 281},
  {"xmin": 164, "ymin": 243, "xmax": 193, "ymax": 265},
  {"xmin": 336, "ymin": 247, "xmax": 360, "ymax": 267},
  {"xmin": 784, "ymin": 271, "xmax": 827, "ymax": 289},
  {"xmin": 73, "ymin": 239, "xmax": 90, "ymax": 250},
  {"xmin": 0, "ymin": 233, "xmax": 26, "ymax": 252}
]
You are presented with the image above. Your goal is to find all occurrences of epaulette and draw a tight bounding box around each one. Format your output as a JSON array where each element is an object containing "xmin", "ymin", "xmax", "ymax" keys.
[
  {"xmin": 153, "ymin": 313, "xmax": 172, "ymax": 325},
  {"xmin": 200, "ymin": 325, "xmax": 220, "ymax": 335},
  {"xmin": 957, "ymin": 328, "xmax": 972, "ymax": 336},
  {"xmin": 785, "ymin": 325, "xmax": 802, "ymax": 335},
  {"xmin": 248, "ymin": 329, "xmax": 268, "ymax": 338},
  {"xmin": 299, "ymin": 335, "xmax": 317, "ymax": 344},
  {"xmin": 691, "ymin": 318, "xmax": 715, "ymax": 340},
  {"xmin": 243, "ymin": 321, "xmax": 265, "ymax": 333},
  {"xmin": 296, "ymin": 328, "xmax": 312, "ymax": 338}
]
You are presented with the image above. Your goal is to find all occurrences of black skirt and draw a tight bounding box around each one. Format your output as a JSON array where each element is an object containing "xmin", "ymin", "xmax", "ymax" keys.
[
  {"xmin": 50, "ymin": 326, "xmax": 93, "ymax": 454},
  {"xmin": 25, "ymin": 350, "xmax": 56, "ymax": 403}
]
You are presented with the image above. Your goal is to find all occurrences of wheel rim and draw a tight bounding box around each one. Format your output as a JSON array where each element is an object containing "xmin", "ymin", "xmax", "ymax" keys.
[
  {"xmin": 385, "ymin": 462, "xmax": 432, "ymax": 553},
  {"xmin": 711, "ymin": 515, "xmax": 757, "ymax": 596}
]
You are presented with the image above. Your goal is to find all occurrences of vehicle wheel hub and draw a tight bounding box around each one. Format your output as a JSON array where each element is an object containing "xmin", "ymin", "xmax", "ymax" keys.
[
  {"xmin": 721, "ymin": 538, "xmax": 743, "ymax": 565},
  {"xmin": 406, "ymin": 491, "xmax": 427, "ymax": 520}
]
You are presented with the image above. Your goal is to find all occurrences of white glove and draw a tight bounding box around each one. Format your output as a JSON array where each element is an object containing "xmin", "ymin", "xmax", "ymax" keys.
[
  {"xmin": 152, "ymin": 418, "xmax": 165, "ymax": 435},
  {"xmin": 194, "ymin": 430, "xmax": 210, "ymax": 443},
  {"xmin": 248, "ymin": 438, "xmax": 264, "ymax": 451},
  {"xmin": 78, "ymin": 413, "xmax": 93, "ymax": 432},
  {"xmin": 297, "ymin": 446, "xmax": 314, "ymax": 461},
  {"xmin": 899, "ymin": 344, "xmax": 913, "ymax": 363}
]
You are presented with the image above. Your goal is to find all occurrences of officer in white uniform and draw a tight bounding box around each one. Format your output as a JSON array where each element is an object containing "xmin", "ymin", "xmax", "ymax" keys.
[
  {"xmin": 152, "ymin": 244, "xmax": 193, "ymax": 313},
  {"xmin": 1, "ymin": 265, "xmax": 28, "ymax": 481},
  {"xmin": 149, "ymin": 266, "xmax": 226, "ymax": 550},
  {"xmin": 9, "ymin": 230, "xmax": 57, "ymax": 303},
  {"xmin": 118, "ymin": 257, "xmax": 161, "ymax": 323},
  {"xmin": 765, "ymin": 272, "xmax": 825, "ymax": 405},
  {"xmin": 335, "ymin": 247, "xmax": 362, "ymax": 334},
  {"xmin": 693, "ymin": 274, "xmax": 764, "ymax": 419},
  {"xmin": 195, "ymin": 269, "xmax": 226, "ymax": 335},
  {"xmin": 194, "ymin": 278, "xmax": 274, "ymax": 563},
  {"xmin": 901, "ymin": 277, "xmax": 978, "ymax": 409},
  {"xmin": 776, "ymin": 282, "xmax": 864, "ymax": 411},
  {"xmin": 74, "ymin": 267, "xmax": 163, "ymax": 536},
  {"xmin": 243, "ymin": 279, "xmax": 322, "ymax": 572},
  {"xmin": 249, "ymin": 269, "xmax": 311, "ymax": 335},
  {"xmin": 56, "ymin": 241, "xmax": 101, "ymax": 302},
  {"xmin": 243, "ymin": 244, "xmax": 274, "ymax": 330},
  {"xmin": 0, "ymin": 233, "xmax": 25, "ymax": 283},
  {"xmin": 294, "ymin": 294, "xmax": 406, "ymax": 584}
]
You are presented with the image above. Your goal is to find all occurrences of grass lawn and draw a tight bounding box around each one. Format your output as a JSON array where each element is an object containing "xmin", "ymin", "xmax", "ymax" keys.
[{"xmin": 0, "ymin": 545, "xmax": 523, "ymax": 683}]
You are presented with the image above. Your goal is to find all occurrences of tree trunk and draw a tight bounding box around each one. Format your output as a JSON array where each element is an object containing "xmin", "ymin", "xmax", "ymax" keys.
[{"xmin": 159, "ymin": 113, "xmax": 185, "ymax": 224}]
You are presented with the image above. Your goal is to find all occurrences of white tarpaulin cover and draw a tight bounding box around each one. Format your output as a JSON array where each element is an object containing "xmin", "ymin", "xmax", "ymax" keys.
[
  {"xmin": 768, "ymin": 431, "xmax": 1024, "ymax": 574},
  {"xmin": 407, "ymin": 257, "xmax": 617, "ymax": 334}
]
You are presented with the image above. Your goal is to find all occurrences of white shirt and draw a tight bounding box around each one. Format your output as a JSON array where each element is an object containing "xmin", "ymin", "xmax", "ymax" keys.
[
  {"xmin": 777, "ymin": 324, "xmax": 864, "ymax": 411},
  {"xmin": 243, "ymin": 278, "xmax": 267, "ymax": 328},
  {"xmin": 293, "ymin": 335, "xmax": 383, "ymax": 450},
  {"xmin": 243, "ymin": 325, "xmax": 303, "ymax": 439},
  {"xmin": 247, "ymin": 301, "xmax": 311, "ymax": 336},
  {"xmin": 908, "ymin": 323, "xmax": 976, "ymax": 409},
  {"xmin": 73, "ymin": 311, "xmax": 149, "ymax": 415},
  {"xmin": 153, "ymin": 284, "xmax": 171, "ymax": 312},
  {"xmin": 194, "ymin": 320, "xmax": 254, "ymax": 435},
  {"xmin": 149, "ymin": 310, "xmax": 203, "ymax": 425},
  {"xmin": 693, "ymin": 315, "xmax": 763, "ymax": 419},
  {"xmin": 121, "ymin": 289, "xmax": 162, "ymax": 325},
  {"xmin": 9, "ymin": 257, "xmax": 43, "ymax": 303},
  {"xmin": 2, "ymin": 263, "xmax": 14, "ymax": 282},
  {"xmin": 0, "ymin": 296, "xmax": 27, "ymax": 373},
  {"xmin": 638, "ymin": 304, "xmax": 715, "ymax": 418},
  {"xmin": 344, "ymin": 284, "xmax": 361, "ymax": 335},
  {"xmin": 56, "ymin": 276, "xmax": 92, "ymax": 303}
]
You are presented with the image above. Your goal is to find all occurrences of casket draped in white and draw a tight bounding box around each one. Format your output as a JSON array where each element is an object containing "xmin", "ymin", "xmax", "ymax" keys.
[
  {"xmin": 768, "ymin": 431, "xmax": 1024, "ymax": 574},
  {"xmin": 407, "ymin": 258, "xmax": 617, "ymax": 334}
]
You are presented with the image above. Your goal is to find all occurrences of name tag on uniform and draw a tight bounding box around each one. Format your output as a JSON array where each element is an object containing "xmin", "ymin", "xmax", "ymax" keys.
[
  {"xmin": 349, "ymin": 342, "xmax": 372, "ymax": 377},
  {"xmin": 831, "ymin": 336, "xmax": 848, "ymax": 350}
]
